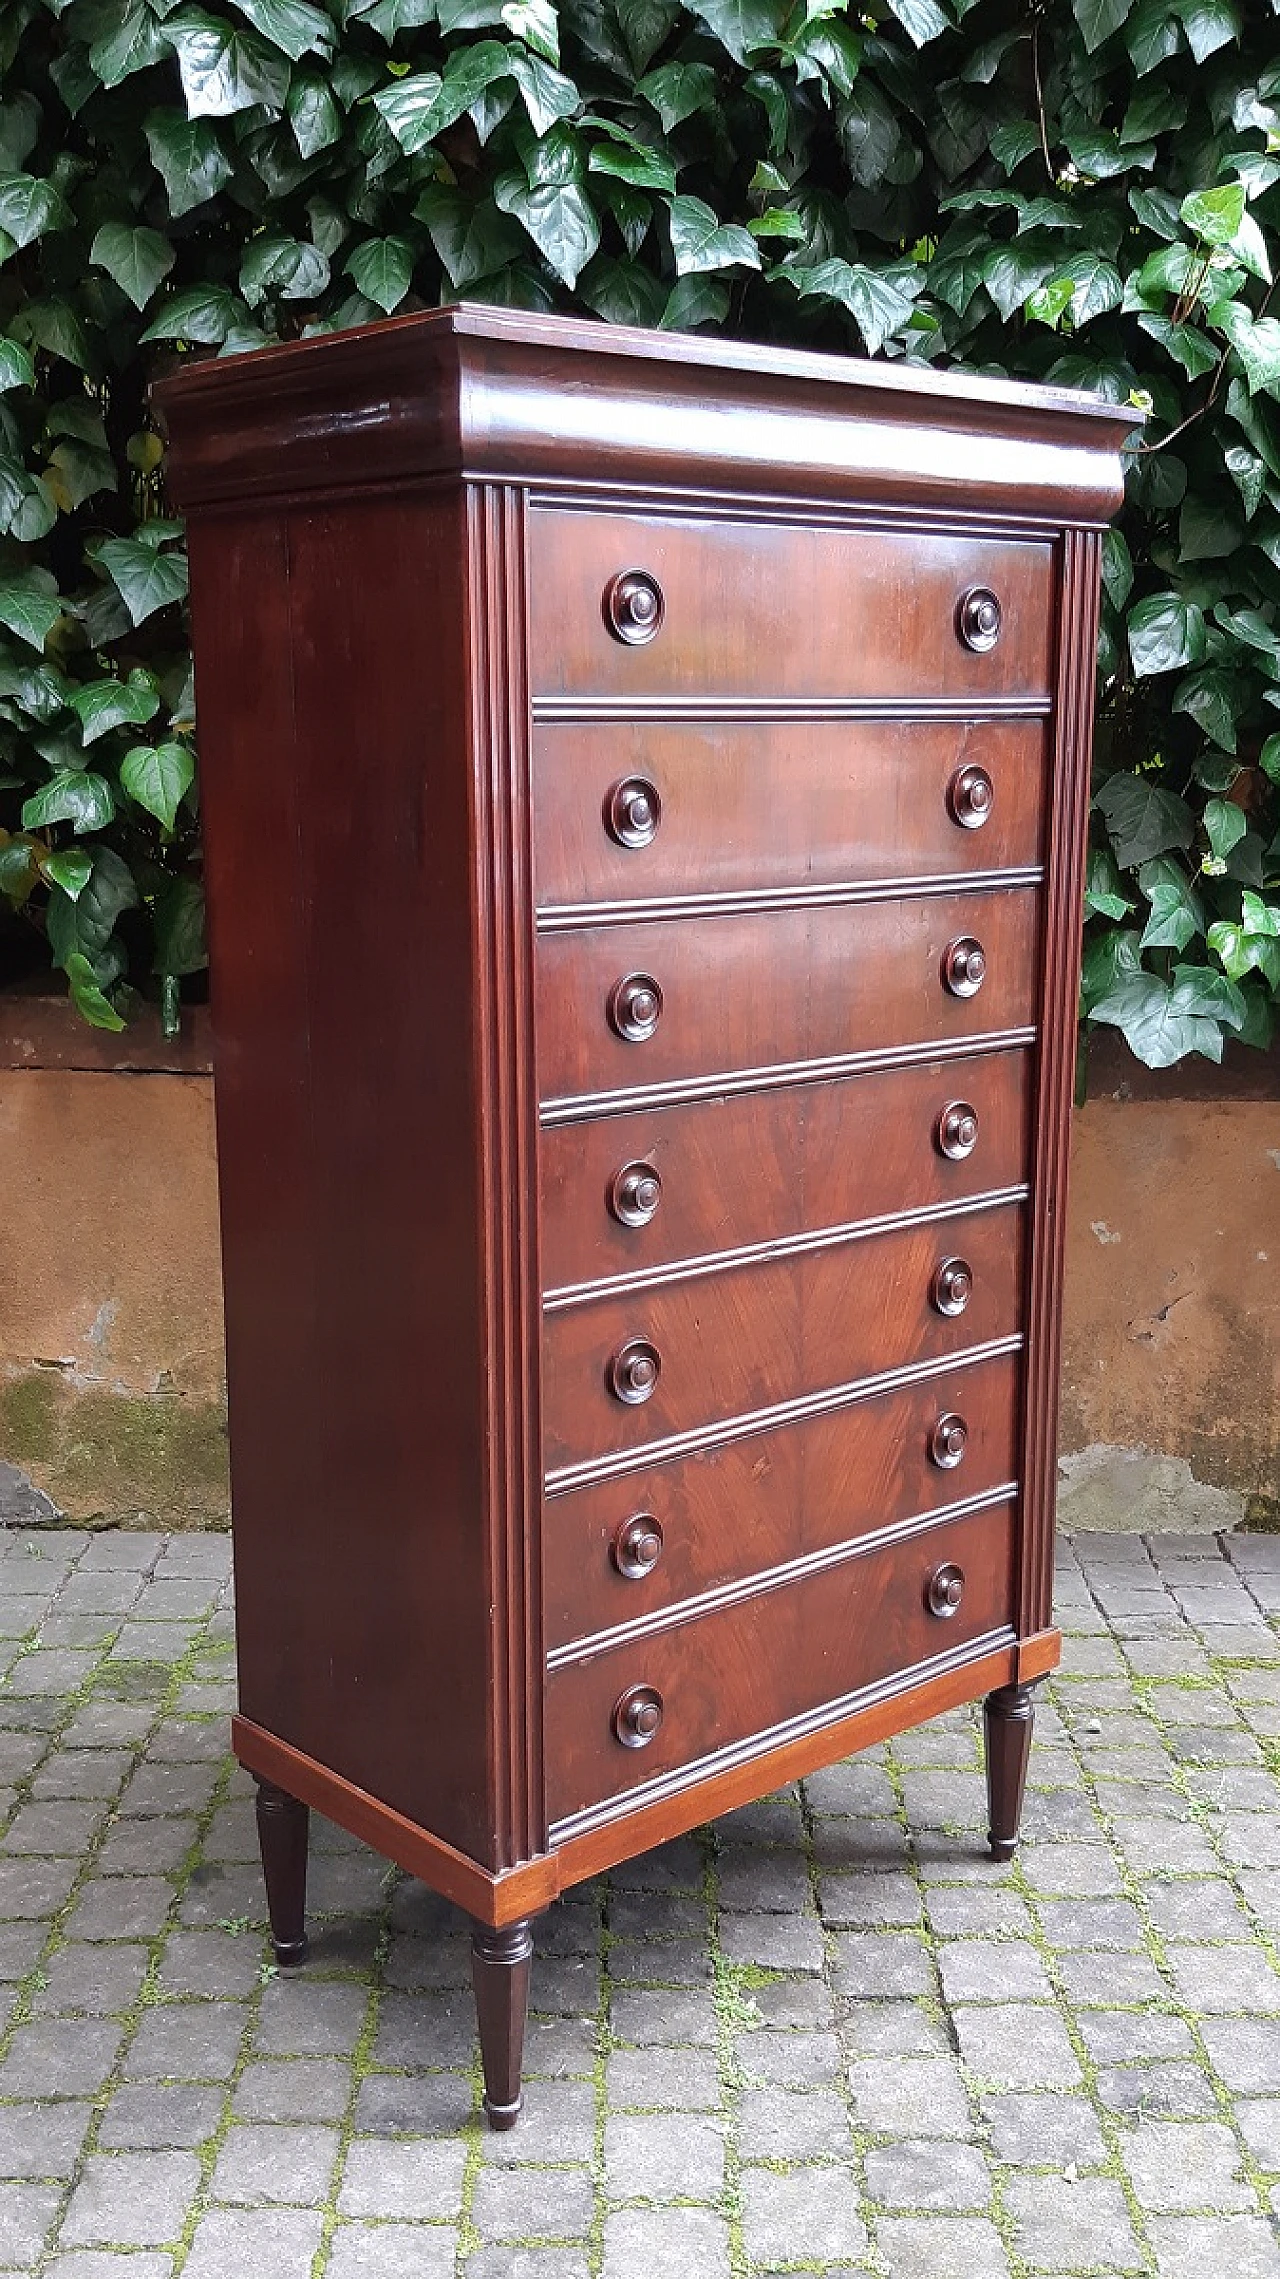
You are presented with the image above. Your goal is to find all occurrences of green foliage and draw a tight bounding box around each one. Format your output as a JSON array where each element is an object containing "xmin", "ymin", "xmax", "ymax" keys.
[{"xmin": 1, "ymin": 0, "xmax": 1279, "ymax": 1059}]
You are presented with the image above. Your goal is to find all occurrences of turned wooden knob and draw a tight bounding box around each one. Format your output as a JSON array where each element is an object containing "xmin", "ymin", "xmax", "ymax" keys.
[
  {"xmin": 605, "ymin": 569, "xmax": 665, "ymax": 646},
  {"xmin": 608, "ymin": 972, "xmax": 663, "ymax": 1042},
  {"xmin": 948, "ymin": 764, "xmax": 994, "ymax": 829},
  {"xmin": 612, "ymin": 1512, "xmax": 664, "ymax": 1578},
  {"xmin": 609, "ymin": 1160, "xmax": 662, "ymax": 1228},
  {"xmin": 605, "ymin": 776, "xmax": 661, "ymax": 849},
  {"xmin": 931, "ymin": 1256, "xmax": 974, "ymax": 1317},
  {"xmin": 613, "ymin": 1683, "xmax": 664, "ymax": 1747},
  {"xmin": 942, "ymin": 937, "xmax": 987, "ymax": 998},
  {"xmin": 957, "ymin": 586, "xmax": 1002, "ymax": 652},
  {"xmin": 936, "ymin": 1101, "xmax": 979, "ymax": 1160},
  {"xmin": 930, "ymin": 1412, "xmax": 968, "ymax": 1469},
  {"xmin": 926, "ymin": 1561, "xmax": 966, "ymax": 1618},
  {"xmin": 608, "ymin": 1338, "xmax": 661, "ymax": 1405}
]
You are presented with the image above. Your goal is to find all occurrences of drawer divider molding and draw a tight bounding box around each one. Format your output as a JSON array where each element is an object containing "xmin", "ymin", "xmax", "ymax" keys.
[
  {"xmin": 542, "ymin": 1183, "xmax": 1029, "ymax": 1312},
  {"xmin": 536, "ymin": 868, "xmax": 1045, "ymax": 932},
  {"xmin": 540, "ymin": 1027, "xmax": 1038, "ymax": 1125},
  {"xmin": 532, "ymin": 694, "xmax": 1054, "ymax": 725},
  {"xmin": 548, "ymin": 1625, "xmax": 1018, "ymax": 1845},
  {"xmin": 544, "ymin": 1330, "xmax": 1024, "ymax": 1496},
  {"xmin": 546, "ymin": 1483, "xmax": 1020, "ymax": 1668}
]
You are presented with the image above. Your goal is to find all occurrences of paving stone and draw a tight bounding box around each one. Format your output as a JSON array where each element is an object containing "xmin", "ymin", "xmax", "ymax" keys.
[
  {"xmin": 1146, "ymin": 1878, "xmax": 1253, "ymax": 1943},
  {"xmin": 338, "ymin": 2139, "xmax": 468, "ymax": 2219},
  {"xmin": 1079, "ymin": 2010, "xmax": 1194, "ymax": 2065},
  {"xmin": 924, "ymin": 1887, "xmax": 1033, "ymax": 1939},
  {"xmin": 736, "ymin": 2027, "xmax": 843, "ymax": 2087},
  {"xmin": 99, "ymin": 2083, "xmax": 225, "ymax": 2149},
  {"xmin": 256, "ymin": 1976, "xmax": 369, "ymax": 2057},
  {"xmin": 818, "ymin": 1869, "xmax": 923, "ymax": 1928},
  {"xmin": 353, "ymin": 2069, "xmax": 473, "ymax": 2138},
  {"xmin": 1146, "ymin": 2215, "xmax": 1280, "ymax": 2278},
  {"xmin": 211, "ymin": 2121, "xmax": 340, "ymax": 2206},
  {"xmin": 3, "ymin": 1799, "xmax": 107, "ymax": 1854},
  {"xmin": 604, "ymin": 2112, "xmax": 725, "ymax": 2200},
  {"xmin": 94, "ymin": 1818, "xmax": 197, "ymax": 1878},
  {"xmin": 0, "ymin": 1856, "xmax": 79, "ymax": 1919},
  {"xmin": 603, "ymin": 2206, "xmax": 731, "ymax": 2279},
  {"xmin": 476, "ymin": 2079, "xmax": 596, "ymax": 2164},
  {"xmin": 1168, "ymin": 1944, "xmax": 1280, "ymax": 2013},
  {"xmin": 605, "ymin": 2044, "xmax": 720, "ymax": 2111},
  {"xmin": 464, "ymin": 2254, "xmax": 588, "ymax": 2279},
  {"xmin": 327, "ymin": 2225, "xmax": 457, "ymax": 2278},
  {"xmin": 1094, "ymin": 2061, "xmax": 1221, "ymax": 2120},
  {"xmin": 0, "ymin": 1917, "xmax": 43, "ymax": 1980},
  {"xmin": 66, "ymin": 1875, "xmax": 175, "ymax": 1940},
  {"xmin": 1122, "ymin": 2118, "xmax": 1254, "ymax": 2213},
  {"xmin": 0, "ymin": 2182, "xmax": 59, "ymax": 2265},
  {"xmin": 847, "ymin": 2055, "xmax": 972, "ymax": 2137},
  {"xmin": 876, "ymin": 2213, "xmax": 1011, "ymax": 2279},
  {"xmin": 0, "ymin": 2100, "xmax": 93, "ymax": 2179},
  {"xmin": 609, "ymin": 1987, "xmax": 717, "ymax": 2047},
  {"xmin": 865, "ymin": 2138, "xmax": 994, "ymax": 2210},
  {"xmin": 981, "ymin": 2091, "xmax": 1109, "ymax": 2168},
  {"xmin": 32, "ymin": 1940, "xmax": 151, "ymax": 2016},
  {"xmin": 234, "ymin": 2058, "xmax": 352, "ymax": 2122},
  {"xmin": 841, "ymin": 1998, "xmax": 952, "ymax": 2058},
  {"xmin": 740, "ymin": 2166, "xmax": 866, "ymax": 2262},
  {"xmin": 157, "ymin": 1928, "xmax": 264, "ymax": 2000},
  {"xmin": 1004, "ymin": 2175, "xmax": 1145, "ymax": 2271},
  {"xmin": 182, "ymin": 2208, "xmax": 327, "ymax": 2279},
  {"xmin": 125, "ymin": 2003, "xmax": 249, "ymax": 2081},
  {"xmin": 469, "ymin": 2164, "xmax": 594, "ymax": 2239},
  {"xmin": 751, "ymin": 1977, "xmax": 837, "ymax": 2030},
  {"xmin": 30, "ymin": 1749, "xmax": 133, "ymax": 1799},
  {"xmin": 831, "ymin": 1931, "xmax": 933, "ymax": 1999},
  {"xmin": 719, "ymin": 1910, "xmax": 824, "ymax": 1971},
  {"xmin": 60, "ymin": 2151, "xmax": 202, "ymax": 2247},
  {"xmin": 1201, "ymin": 2017, "xmax": 1280, "ymax": 2092},
  {"xmin": 738, "ymin": 2085, "xmax": 851, "ymax": 2161},
  {"xmin": 46, "ymin": 2258, "xmax": 173, "ymax": 2279},
  {"xmin": 952, "ymin": 2004, "xmax": 1082, "ymax": 2090},
  {"xmin": 938, "ymin": 1941, "xmax": 1054, "ymax": 2004},
  {"xmin": 1236, "ymin": 2098, "xmax": 1280, "ymax": 2166},
  {"xmin": 120, "ymin": 1762, "xmax": 222, "ymax": 1818},
  {"xmin": 0, "ymin": 2017, "xmax": 125, "ymax": 2096}
]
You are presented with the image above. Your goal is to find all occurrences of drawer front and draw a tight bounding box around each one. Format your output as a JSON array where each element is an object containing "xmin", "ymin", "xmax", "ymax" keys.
[
  {"xmin": 534, "ymin": 719, "xmax": 1047, "ymax": 912},
  {"xmin": 545, "ymin": 1502, "xmax": 1016, "ymax": 1827},
  {"xmin": 537, "ymin": 890, "xmax": 1040, "ymax": 1109},
  {"xmin": 544, "ymin": 1349, "xmax": 1021, "ymax": 1650},
  {"xmin": 541, "ymin": 1051, "xmax": 1031, "ymax": 1297},
  {"xmin": 542, "ymin": 1202, "xmax": 1025, "ymax": 1475},
  {"xmin": 528, "ymin": 510, "xmax": 1054, "ymax": 701}
]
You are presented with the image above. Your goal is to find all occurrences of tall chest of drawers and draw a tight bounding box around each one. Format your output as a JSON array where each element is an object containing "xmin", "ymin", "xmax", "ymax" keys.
[{"xmin": 159, "ymin": 306, "xmax": 1130, "ymax": 2126}]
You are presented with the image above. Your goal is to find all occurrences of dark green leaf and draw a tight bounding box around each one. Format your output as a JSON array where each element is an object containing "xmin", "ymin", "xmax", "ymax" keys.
[
  {"xmin": 344, "ymin": 235, "xmax": 416, "ymax": 311},
  {"xmin": 144, "ymin": 112, "xmax": 235, "ymax": 217},
  {"xmin": 1175, "ymin": 0, "xmax": 1241, "ymax": 65},
  {"xmin": 140, "ymin": 284, "xmax": 247, "ymax": 344},
  {"xmin": 1085, "ymin": 844, "xmax": 1134, "ymax": 919},
  {"xmin": 64, "ymin": 952, "xmax": 125, "ymax": 1031},
  {"xmin": 96, "ymin": 538, "xmax": 190, "ymax": 627},
  {"xmin": 506, "ymin": 52, "xmax": 579, "ymax": 136},
  {"xmin": 1089, "ymin": 969, "xmax": 1226, "ymax": 1064},
  {"xmin": 687, "ymin": 0, "xmax": 780, "ymax": 63},
  {"xmin": 230, "ymin": 0, "xmax": 335, "ymax": 61},
  {"xmin": 638, "ymin": 61, "xmax": 719, "ymax": 131},
  {"xmin": 1136, "ymin": 854, "xmax": 1204, "ymax": 949},
  {"xmin": 68, "ymin": 671, "xmax": 161, "ymax": 746},
  {"xmin": 89, "ymin": 224, "xmax": 176, "ymax": 312},
  {"xmin": 1095, "ymin": 771, "xmax": 1196, "ymax": 865},
  {"xmin": 286, "ymin": 72, "xmax": 343, "ymax": 155},
  {"xmin": 1074, "ymin": 0, "xmax": 1132, "ymax": 51},
  {"xmin": 164, "ymin": 10, "xmax": 292, "ymax": 116},
  {"xmin": 21, "ymin": 769, "xmax": 115, "ymax": 833},
  {"xmin": 1127, "ymin": 592, "xmax": 1208, "ymax": 676},
  {"xmin": 152, "ymin": 878, "xmax": 208, "ymax": 977},
  {"xmin": 884, "ymin": 0, "xmax": 949, "ymax": 46},
  {"xmin": 667, "ymin": 194, "xmax": 762, "ymax": 277},
  {"xmin": 0, "ymin": 173, "xmax": 71, "ymax": 249},
  {"xmin": 1203, "ymin": 795, "xmax": 1248, "ymax": 857},
  {"xmin": 0, "ymin": 569, "xmax": 62, "ymax": 652},
  {"xmin": 0, "ymin": 338, "xmax": 34, "ymax": 393},
  {"xmin": 982, "ymin": 242, "xmax": 1055, "ymax": 321},
  {"xmin": 120, "ymin": 741, "xmax": 196, "ymax": 830},
  {"xmin": 90, "ymin": 7, "xmax": 171, "ymax": 84},
  {"xmin": 375, "ymin": 46, "xmax": 511, "ymax": 152},
  {"xmin": 494, "ymin": 171, "xmax": 598, "ymax": 286},
  {"xmin": 779, "ymin": 258, "xmax": 918, "ymax": 351}
]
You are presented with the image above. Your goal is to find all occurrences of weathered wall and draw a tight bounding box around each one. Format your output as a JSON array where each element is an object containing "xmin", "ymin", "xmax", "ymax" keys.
[{"xmin": 1, "ymin": 1003, "xmax": 1277, "ymax": 1527}]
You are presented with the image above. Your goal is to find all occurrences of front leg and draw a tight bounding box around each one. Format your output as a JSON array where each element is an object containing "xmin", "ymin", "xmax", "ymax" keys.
[
  {"xmin": 983, "ymin": 1682, "xmax": 1038, "ymax": 1861},
  {"xmin": 253, "ymin": 1777, "xmax": 310, "ymax": 1965},
  {"xmin": 470, "ymin": 1917, "xmax": 536, "ymax": 2130}
]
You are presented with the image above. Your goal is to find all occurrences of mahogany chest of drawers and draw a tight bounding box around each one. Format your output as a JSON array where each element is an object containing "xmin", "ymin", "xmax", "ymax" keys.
[{"xmin": 159, "ymin": 307, "xmax": 1130, "ymax": 2127}]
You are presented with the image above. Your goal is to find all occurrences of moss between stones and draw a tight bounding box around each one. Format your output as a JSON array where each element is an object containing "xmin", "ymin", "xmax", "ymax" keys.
[{"xmin": 0, "ymin": 1367, "xmax": 229, "ymax": 1528}]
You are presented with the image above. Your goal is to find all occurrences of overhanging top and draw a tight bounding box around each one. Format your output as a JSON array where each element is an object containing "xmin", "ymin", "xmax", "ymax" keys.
[{"xmin": 156, "ymin": 301, "xmax": 1136, "ymax": 525}]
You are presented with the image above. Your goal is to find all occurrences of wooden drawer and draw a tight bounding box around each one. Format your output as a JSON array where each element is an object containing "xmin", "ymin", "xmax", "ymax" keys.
[
  {"xmin": 533, "ymin": 719, "xmax": 1047, "ymax": 912},
  {"xmin": 528, "ymin": 509, "xmax": 1054, "ymax": 702},
  {"xmin": 541, "ymin": 1050, "xmax": 1031, "ymax": 1298},
  {"xmin": 537, "ymin": 890, "xmax": 1040, "ymax": 1110},
  {"xmin": 542, "ymin": 1201, "xmax": 1025, "ymax": 1477},
  {"xmin": 544, "ymin": 1348, "xmax": 1021, "ymax": 1650},
  {"xmin": 545, "ymin": 1501, "xmax": 1017, "ymax": 1828}
]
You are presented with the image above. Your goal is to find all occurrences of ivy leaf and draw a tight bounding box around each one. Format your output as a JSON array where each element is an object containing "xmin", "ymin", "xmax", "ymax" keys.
[
  {"xmin": 144, "ymin": 112, "xmax": 235, "ymax": 217},
  {"xmin": 89, "ymin": 224, "xmax": 176, "ymax": 312},
  {"xmin": 501, "ymin": 0, "xmax": 560, "ymax": 61},
  {"xmin": 0, "ymin": 173, "xmax": 71, "ymax": 249},
  {"xmin": 1095, "ymin": 772, "xmax": 1196, "ymax": 866},
  {"xmin": 287, "ymin": 73, "xmax": 343, "ymax": 155},
  {"xmin": 1127, "ymin": 0, "xmax": 1179, "ymax": 71},
  {"xmin": 21, "ymin": 769, "xmax": 116, "ymax": 833},
  {"xmin": 1259, "ymin": 732, "xmax": 1280, "ymax": 786},
  {"xmin": 140, "ymin": 284, "xmax": 247, "ymax": 344},
  {"xmin": 579, "ymin": 255, "xmax": 666, "ymax": 325},
  {"xmin": 840, "ymin": 81, "xmax": 899, "ymax": 184},
  {"xmin": 1173, "ymin": 667, "xmax": 1242, "ymax": 752},
  {"xmin": 1204, "ymin": 796, "xmax": 1248, "ymax": 858},
  {"xmin": 375, "ymin": 47, "xmax": 512, "ymax": 152},
  {"xmin": 42, "ymin": 846, "xmax": 94, "ymax": 899},
  {"xmin": 1074, "ymin": 0, "xmax": 1133, "ymax": 50},
  {"xmin": 1178, "ymin": 497, "xmax": 1242, "ymax": 561},
  {"xmin": 164, "ymin": 10, "xmax": 292, "ymax": 117},
  {"xmin": 1085, "ymin": 844, "xmax": 1134, "ymax": 920},
  {"xmin": 638, "ymin": 62, "xmax": 719, "ymax": 131},
  {"xmin": 239, "ymin": 234, "xmax": 330, "ymax": 304},
  {"xmin": 1127, "ymin": 592, "xmax": 1207, "ymax": 676},
  {"xmin": 1208, "ymin": 917, "xmax": 1280, "ymax": 987},
  {"xmin": 414, "ymin": 188, "xmax": 523, "ymax": 289},
  {"xmin": 0, "ymin": 568, "xmax": 62, "ymax": 652},
  {"xmin": 506, "ymin": 52, "xmax": 580, "ymax": 136},
  {"xmin": 90, "ymin": 7, "xmax": 172, "ymax": 85},
  {"xmin": 1181, "ymin": 182, "xmax": 1246, "ymax": 245},
  {"xmin": 344, "ymin": 235, "xmax": 416, "ymax": 311},
  {"xmin": 687, "ymin": 0, "xmax": 781, "ymax": 64},
  {"xmin": 780, "ymin": 259, "xmax": 918, "ymax": 353},
  {"xmin": 982, "ymin": 242, "xmax": 1055, "ymax": 321},
  {"xmin": 494, "ymin": 171, "xmax": 599, "ymax": 287},
  {"xmin": 589, "ymin": 141, "xmax": 676, "ymax": 193},
  {"xmin": 1136, "ymin": 854, "xmax": 1204, "ymax": 950},
  {"xmin": 884, "ymin": 0, "xmax": 950, "ymax": 45},
  {"xmin": 230, "ymin": 0, "xmax": 336, "ymax": 61},
  {"xmin": 661, "ymin": 274, "xmax": 731, "ymax": 329},
  {"xmin": 121, "ymin": 741, "xmax": 196, "ymax": 831},
  {"xmin": 1102, "ymin": 527, "xmax": 1134, "ymax": 609},
  {"xmin": 1176, "ymin": 0, "xmax": 1241, "ymax": 65},
  {"xmin": 95, "ymin": 538, "xmax": 190, "ymax": 627},
  {"xmin": 616, "ymin": 0, "xmax": 678, "ymax": 71},
  {"xmin": 0, "ymin": 338, "xmax": 34, "ymax": 393},
  {"xmin": 153, "ymin": 877, "xmax": 208, "ymax": 977},
  {"xmin": 68, "ymin": 670, "xmax": 162, "ymax": 746},
  {"xmin": 667, "ymin": 194, "xmax": 761, "ymax": 277},
  {"xmin": 1089, "ymin": 969, "xmax": 1227, "ymax": 1064},
  {"xmin": 1209, "ymin": 301, "xmax": 1280, "ymax": 395},
  {"xmin": 64, "ymin": 952, "xmax": 125, "ymax": 1032}
]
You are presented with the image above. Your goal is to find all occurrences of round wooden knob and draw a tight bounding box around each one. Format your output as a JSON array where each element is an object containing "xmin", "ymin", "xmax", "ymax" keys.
[
  {"xmin": 926, "ymin": 1561, "xmax": 966, "ymax": 1618},
  {"xmin": 936, "ymin": 1101, "xmax": 979, "ymax": 1161},
  {"xmin": 605, "ymin": 776, "xmax": 661, "ymax": 849},
  {"xmin": 608, "ymin": 972, "xmax": 663, "ymax": 1042},
  {"xmin": 608, "ymin": 1338, "xmax": 661, "ymax": 1405},
  {"xmin": 947, "ymin": 764, "xmax": 994, "ymax": 829},
  {"xmin": 613, "ymin": 1683, "xmax": 664, "ymax": 1747},
  {"xmin": 942, "ymin": 937, "xmax": 987, "ymax": 998},
  {"xmin": 605, "ymin": 570, "xmax": 665, "ymax": 646},
  {"xmin": 930, "ymin": 1413, "xmax": 968, "ymax": 1469},
  {"xmin": 612, "ymin": 1512, "xmax": 664, "ymax": 1578},
  {"xmin": 957, "ymin": 587, "xmax": 1002, "ymax": 652},
  {"xmin": 609, "ymin": 1160, "xmax": 662, "ymax": 1228},
  {"xmin": 931, "ymin": 1256, "xmax": 974, "ymax": 1317}
]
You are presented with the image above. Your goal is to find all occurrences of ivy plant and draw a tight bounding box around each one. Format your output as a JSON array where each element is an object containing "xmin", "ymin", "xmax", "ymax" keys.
[{"xmin": 0, "ymin": 0, "xmax": 1278, "ymax": 1061}]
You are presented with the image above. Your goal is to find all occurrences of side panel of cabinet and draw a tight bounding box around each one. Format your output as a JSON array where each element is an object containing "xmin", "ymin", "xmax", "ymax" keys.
[{"xmin": 190, "ymin": 494, "xmax": 505, "ymax": 1863}]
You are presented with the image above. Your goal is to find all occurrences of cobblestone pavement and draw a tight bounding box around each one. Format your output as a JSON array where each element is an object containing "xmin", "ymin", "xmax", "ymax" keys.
[{"xmin": 2, "ymin": 1523, "xmax": 1280, "ymax": 2277}]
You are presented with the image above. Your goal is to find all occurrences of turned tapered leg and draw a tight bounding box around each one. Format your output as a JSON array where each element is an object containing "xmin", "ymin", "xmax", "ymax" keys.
[
  {"xmin": 470, "ymin": 1917, "xmax": 535, "ymax": 2131},
  {"xmin": 254, "ymin": 1777, "xmax": 310, "ymax": 1966},
  {"xmin": 984, "ymin": 1682, "xmax": 1038, "ymax": 1861}
]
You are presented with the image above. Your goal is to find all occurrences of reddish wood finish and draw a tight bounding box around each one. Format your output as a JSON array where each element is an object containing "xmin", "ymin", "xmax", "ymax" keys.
[
  {"xmin": 984, "ymin": 1681, "xmax": 1038, "ymax": 1858},
  {"xmin": 532, "ymin": 718, "xmax": 1047, "ymax": 914},
  {"xmin": 540, "ymin": 1051, "xmax": 1031, "ymax": 1294},
  {"xmin": 544, "ymin": 1349, "xmax": 1022, "ymax": 1649},
  {"xmin": 529, "ymin": 512, "xmax": 1053, "ymax": 701},
  {"xmin": 254, "ymin": 1777, "xmax": 310, "ymax": 1966},
  {"xmin": 546, "ymin": 1502, "xmax": 1016, "ymax": 1829},
  {"xmin": 158, "ymin": 305, "xmax": 1129, "ymax": 2124},
  {"xmin": 542, "ymin": 1203, "xmax": 1025, "ymax": 1474}
]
